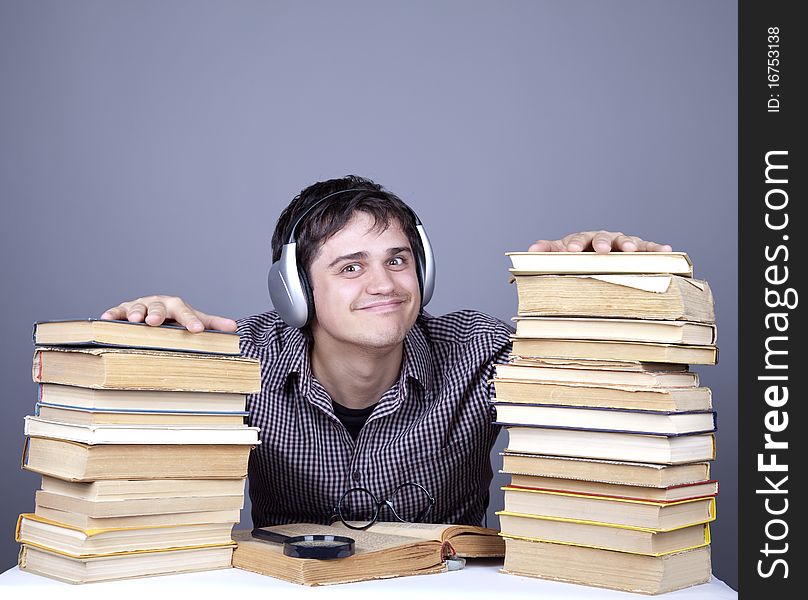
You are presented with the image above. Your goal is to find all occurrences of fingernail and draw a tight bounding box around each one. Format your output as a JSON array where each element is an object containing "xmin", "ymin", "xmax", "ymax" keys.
[
  {"xmin": 567, "ymin": 243, "xmax": 582, "ymax": 252},
  {"xmin": 624, "ymin": 241, "xmax": 637, "ymax": 251}
]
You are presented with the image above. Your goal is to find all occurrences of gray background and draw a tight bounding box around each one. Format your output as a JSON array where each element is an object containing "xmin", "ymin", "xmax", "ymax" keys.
[{"xmin": 0, "ymin": 0, "xmax": 738, "ymax": 590}]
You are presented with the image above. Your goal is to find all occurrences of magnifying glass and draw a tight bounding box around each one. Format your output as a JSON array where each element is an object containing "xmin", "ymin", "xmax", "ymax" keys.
[{"xmin": 251, "ymin": 528, "xmax": 355, "ymax": 559}]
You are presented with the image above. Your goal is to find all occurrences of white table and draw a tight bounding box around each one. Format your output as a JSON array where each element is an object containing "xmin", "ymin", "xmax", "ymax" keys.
[{"xmin": 0, "ymin": 559, "xmax": 737, "ymax": 599}]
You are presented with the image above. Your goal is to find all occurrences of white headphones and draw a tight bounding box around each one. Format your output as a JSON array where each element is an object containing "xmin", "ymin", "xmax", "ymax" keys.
[{"xmin": 267, "ymin": 188, "xmax": 436, "ymax": 328}]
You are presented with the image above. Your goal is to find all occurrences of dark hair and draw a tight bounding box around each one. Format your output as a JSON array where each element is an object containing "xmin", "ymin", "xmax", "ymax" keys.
[{"xmin": 271, "ymin": 175, "xmax": 424, "ymax": 281}]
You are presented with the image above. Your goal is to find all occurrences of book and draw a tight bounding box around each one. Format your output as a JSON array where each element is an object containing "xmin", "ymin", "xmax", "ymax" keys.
[
  {"xmin": 35, "ymin": 489, "xmax": 244, "ymax": 517},
  {"xmin": 35, "ymin": 403, "xmax": 247, "ymax": 426},
  {"xmin": 509, "ymin": 357, "xmax": 691, "ymax": 372},
  {"xmin": 33, "ymin": 319, "xmax": 240, "ymax": 355},
  {"xmin": 232, "ymin": 525, "xmax": 448, "ymax": 586},
  {"xmin": 18, "ymin": 544, "xmax": 234, "ymax": 584},
  {"xmin": 493, "ymin": 403, "xmax": 716, "ymax": 435},
  {"xmin": 331, "ymin": 521, "xmax": 505, "ymax": 558},
  {"xmin": 504, "ymin": 427, "xmax": 716, "ymax": 464},
  {"xmin": 37, "ymin": 383, "xmax": 247, "ymax": 412},
  {"xmin": 495, "ymin": 361, "xmax": 699, "ymax": 388},
  {"xmin": 512, "ymin": 317, "xmax": 716, "ymax": 345},
  {"xmin": 33, "ymin": 347, "xmax": 261, "ymax": 393},
  {"xmin": 498, "ymin": 514, "xmax": 710, "ymax": 556},
  {"xmin": 34, "ymin": 506, "xmax": 242, "ymax": 530},
  {"xmin": 24, "ymin": 416, "xmax": 260, "ymax": 445},
  {"xmin": 492, "ymin": 380, "xmax": 712, "ymax": 412},
  {"xmin": 40, "ymin": 475, "xmax": 246, "ymax": 500},
  {"xmin": 505, "ymin": 251, "xmax": 694, "ymax": 277},
  {"xmin": 502, "ymin": 538, "xmax": 711, "ymax": 594},
  {"xmin": 16, "ymin": 513, "xmax": 235, "ymax": 557},
  {"xmin": 501, "ymin": 487, "xmax": 715, "ymax": 530},
  {"xmin": 23, "ymin": 437, "xmax": 252, "ymax": 481},
  {"xmin": 500, "ymin": 453, "xmax": 711, "ymax": 487},
  {"xmin": 511, "ymin": 274, "xmax": 715, "ymax": 322},
  {"xmin": 510, "ymin": 338, "xmax": 718, "ymax": 365},
  {"xmin": 505, "ymin": 474, "xmax": 718, "ymax": 502}
]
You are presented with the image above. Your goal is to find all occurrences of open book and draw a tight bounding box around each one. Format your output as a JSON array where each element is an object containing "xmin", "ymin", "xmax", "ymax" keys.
[
  {"xmin": 333, "ymin": 521, "xmax": 505, "ymax": 558},
  {"xmin": 232, "ymin": 522, "xmax": 503, "ymax": 586}
]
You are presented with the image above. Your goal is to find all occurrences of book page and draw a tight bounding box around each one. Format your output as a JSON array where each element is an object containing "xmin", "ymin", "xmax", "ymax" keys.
[
  {"xmin": 250, "ymin": 523, "xmax": 431, "ymax": 554},
  {"xmin": 333, "ymin": 521, "xmax": 451, "ymax": 541}
]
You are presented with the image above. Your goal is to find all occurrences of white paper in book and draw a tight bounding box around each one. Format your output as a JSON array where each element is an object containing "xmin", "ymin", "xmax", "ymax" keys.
[
  {"xmin": 585, "ymin": 275, "xmax": 705, "ymax": 293},
  {"xmin": 23, "ymin": 416, "xmax": 261, "ymax": 445}
]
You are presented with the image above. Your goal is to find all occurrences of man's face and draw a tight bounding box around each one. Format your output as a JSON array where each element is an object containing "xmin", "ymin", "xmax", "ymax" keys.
[{"xmin": 307, "ymin": 211, "xmax": 421, "ymax": 350}]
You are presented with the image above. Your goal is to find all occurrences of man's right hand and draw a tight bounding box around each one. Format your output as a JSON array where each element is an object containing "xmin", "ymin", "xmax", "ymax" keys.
[{"xmin": 100, "ymin": 296, "xmax": 238, "ymax": 333}]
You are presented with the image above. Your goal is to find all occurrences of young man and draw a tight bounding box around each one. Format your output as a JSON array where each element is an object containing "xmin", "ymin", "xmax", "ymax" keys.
[{"xmin": 101, "ymin": 175, "xmax": 672, "ymax": 528}]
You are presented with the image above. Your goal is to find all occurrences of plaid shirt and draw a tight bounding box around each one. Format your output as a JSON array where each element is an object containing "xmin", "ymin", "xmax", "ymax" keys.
[{"xmin": 238, "ymin": 309, "xmax": 513, "ymax": 527}]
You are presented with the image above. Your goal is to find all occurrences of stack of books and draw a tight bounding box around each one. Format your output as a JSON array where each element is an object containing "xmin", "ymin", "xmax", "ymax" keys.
[
  {"xmin": 16, "ymin": 319, "xmax": 261, "ymax": 584},
  {"xmin": 493, "ymin": 252, "xmax": 719, "ymax": 595}
]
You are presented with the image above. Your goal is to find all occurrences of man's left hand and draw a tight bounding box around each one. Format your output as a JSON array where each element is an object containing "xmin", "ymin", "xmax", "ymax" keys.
[{"xmin": 529, "ymin": 231, "xmax": 672, "ymax": 253}]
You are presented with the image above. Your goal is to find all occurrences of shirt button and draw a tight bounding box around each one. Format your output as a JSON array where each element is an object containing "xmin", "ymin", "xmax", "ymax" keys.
[{"xmin": 352, "ymin": 470, "xmax": 361, "ymax": 482}]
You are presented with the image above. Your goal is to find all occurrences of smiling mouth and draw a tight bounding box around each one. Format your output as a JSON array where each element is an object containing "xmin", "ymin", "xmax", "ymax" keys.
[{"xmin": 356, "ymin": 299, "xmax": 407, "ymax": 312}]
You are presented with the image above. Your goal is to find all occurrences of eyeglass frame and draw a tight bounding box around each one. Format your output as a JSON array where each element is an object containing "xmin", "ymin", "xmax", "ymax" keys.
[{"xmin": 331, "ymin": 482, "xmax": 436, "ymax": 530}]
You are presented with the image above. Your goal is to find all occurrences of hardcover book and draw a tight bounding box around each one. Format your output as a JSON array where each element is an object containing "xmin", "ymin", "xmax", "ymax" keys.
[
  {"xmin": 33, "ymin": 319, "xmax": 241, "ymax": 355},
  {"xmin": 501, "ymin": 538, "xmax": 711, "ymax": 594},
  {"xmin": 33, "ymin": 347, "xmax": 261, "ymax": 393},
  {"xmin": 505, "ymin": 251, "xmax": 694, "ymax": 277},
  {"xmin": 511, "ymin": 274, "xmax": 714, "ymax": 322}
]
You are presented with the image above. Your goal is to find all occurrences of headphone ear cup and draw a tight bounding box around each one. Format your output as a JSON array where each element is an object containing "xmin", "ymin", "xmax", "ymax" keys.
[
  {"xmin": 298, "ymin": 266, "xmax": 315, "ymax": 325},
  {"xmin": 267, "ymin": 243, "xmax": 311, "ymax": 329}
]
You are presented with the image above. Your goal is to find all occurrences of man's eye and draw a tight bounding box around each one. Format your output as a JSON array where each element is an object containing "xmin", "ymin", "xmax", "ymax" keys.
[
  {"xmin": 342, "ymin": 264, "xmax": 361, "ymax": 273},
  {"xmin": 388, "ymin": 256, "xmax": 406, "ymax": 267}
]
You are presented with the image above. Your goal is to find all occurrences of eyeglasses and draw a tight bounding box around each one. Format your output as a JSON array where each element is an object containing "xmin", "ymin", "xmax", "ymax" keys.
[{"xmin": 332, "ymin": 482, "xmax": 436, "ymax": 530}]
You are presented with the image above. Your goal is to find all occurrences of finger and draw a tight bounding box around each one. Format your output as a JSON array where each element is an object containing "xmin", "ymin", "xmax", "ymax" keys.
[
  {"xmin": 100, "ymin": 306, "xmax": 126, "ymax": 320},
  {"xmin": 635, "ymin": 238, "xmax": 673, "ymax": 252},
  {"xmin": 562, "ymin": 232, "xmax": 595, "ymax": 252},
  {"xmin": 144, "ymin": 301, "xmax": 168, "ymax": 326},
  {"xmin": 528, "ymin": 239, "xmax": 567, "ymax": 252},
  {"xmin": 199, "ymin": 313, "xmax": 239, "ymax": 332},
  {"xmin": 613, "ymin": 234, "xmax": 638, "ymax": 252},
  {"xmin": 174, "ymin": 308, "xmax": 206, "ymax": 333},
  {"xmin": 591, "ymin": 231, "xmax": 618, "ymax": 253},
  {"xmin": 126, "ymin": 303, "xmax": 147, "ymax": 322}
]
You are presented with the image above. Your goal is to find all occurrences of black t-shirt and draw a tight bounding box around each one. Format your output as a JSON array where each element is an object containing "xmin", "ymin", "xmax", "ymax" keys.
[{"xmin": 332, "ymin": 400, "xmax": 377, "ymax": 440}]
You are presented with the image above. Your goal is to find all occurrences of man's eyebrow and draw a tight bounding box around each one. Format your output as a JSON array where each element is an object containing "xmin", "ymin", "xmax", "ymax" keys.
[
  {"xmin": 327, "ymin": 247, "xmax": 412, "ymax": 269},
  {"xmin": 328, "ymin": 251, "xmax": 368, "ymax": 269}
]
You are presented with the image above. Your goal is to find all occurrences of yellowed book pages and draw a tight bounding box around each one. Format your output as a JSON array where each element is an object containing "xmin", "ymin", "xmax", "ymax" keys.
[
  {"xmin": 232, "ymin": 526, "xmax": 446, "ymax": 586},
  {"xmin": 501, "ymin": 487, "xmax": 716, "ymax": 530},
  {"xmin": 19, "ymin": 544, "xmax": 234, "ymax": 584},
  {"xmin": 34, "ymin": 506, "xmax": 242, "ymax": 530},
  {"xmin": 40, "ymin": 476, "xmax": 246, "ymax": 500},
  {"xmin": 509, "ymin": 337, "xmax": 718, "ymax": 365},
  {"xmin": 16, "ymin": 513, "xmax": 235, "ymax": 558},
  {"xmin": 497, "ymin": 512, "xmax": 710, "ymax": 556},
  {"xmin": 331, "ymin": 521, "xmax": 505, "ymax": 557},
  {"xmin": 506, "ymin": 474, "xmax": 718, "ymax": 501},
  {"xmin": 23, "ymin": 437, "xmax": 252, "ymax": 481},
  {"xmin": 35, "ymin": 489, "xmax": 244, "ymax": 518},
  {"xmin": 33, "ymin": 319, "xmax": 240, "ymax": 355},
  {"xmin": 500, "ymin": 453, "xmax": 711, "ymax": 487},
  {"xmin": 502, "ymin": 538, "xmax": 712, "ymax": 594},
  {"xmin": 492, "ymin": 381, "xmax": 712, "ymax": 412},
  {"xmin": 495, "ymin": 362, "xmax": 699, "ymax": 387},
  {"xmin": 512, "ymin": 274, "xmax": 714, "ymax": 323},
  {"xmin": 33, "ymin": 347, "xmax": 261, "ymax": 393},
  {"xmin": 512, "ymin": 317, "xmax": 716, "ymax": 345}
]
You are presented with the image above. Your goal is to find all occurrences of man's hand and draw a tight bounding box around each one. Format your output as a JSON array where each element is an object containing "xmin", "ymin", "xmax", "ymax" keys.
[
  {"xmin": 529, "ymin": 231, "xmax": 672, "ymax": 253},
  {"xmin": 100, "ymin": 295, "xmax": 238, "ymax": 333}
]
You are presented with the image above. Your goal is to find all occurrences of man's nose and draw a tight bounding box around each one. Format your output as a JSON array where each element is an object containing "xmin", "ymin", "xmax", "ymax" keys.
[{"xmin": 365, "ymin": 265, "xmax": 396, "ymax": 294}]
